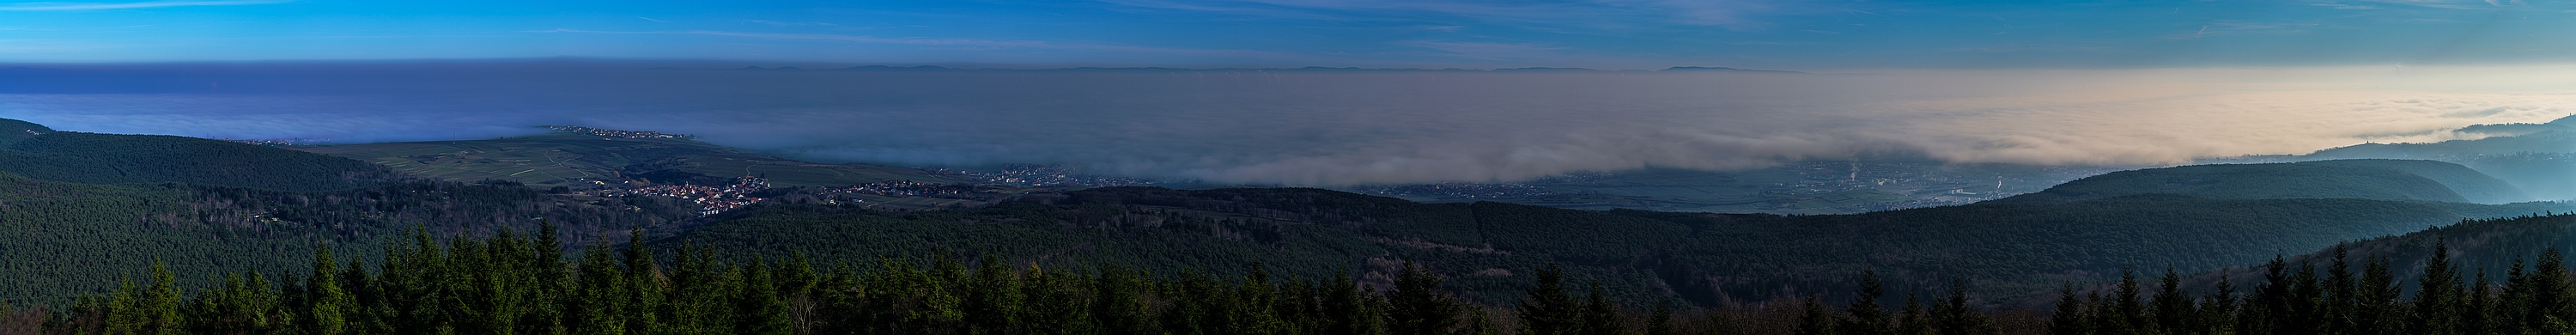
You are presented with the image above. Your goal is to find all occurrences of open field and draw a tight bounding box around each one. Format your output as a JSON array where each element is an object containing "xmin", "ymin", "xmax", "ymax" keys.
[
  {"xmin": 295, "ymin": 134, "xmax": 972, "ymax": 187},
  {"xmin": 1375, "ymin": 164, "xmax": 2120, "ymax": 214}
]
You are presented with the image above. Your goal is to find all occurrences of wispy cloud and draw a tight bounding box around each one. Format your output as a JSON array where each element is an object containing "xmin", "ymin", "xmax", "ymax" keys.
[
  {"xmin": 744, "ymin": 20, "xmax": 838, "ymax": 27},
  {"xmin": 1400, "ymin": 40, "xmax": 1571, "ymax": 61},
  {"xmin": 2352, "ymin": 0, "xmax": 2499, "ymax": 9},
  {"xmin": 15, "ymin": 63, "xmax": 2576, "ymax": 186},
  {"xmin": 637, "ymin": 17, "xmax": 674, "ymax": 23},
  {"xmin": 2166, "ymin": 20, "xmax": 2319, "ymax": 40},
  {"xmin": 526, "ymin": 28, "xmax": 1320, "ymax": 60},
  {"xmin": 1102, "ymin": 0, "xmax": 1780, "ymax": 29},
  {"xmin": 0, "ymin": 0, "xmax": 289, "ymax": 11}
]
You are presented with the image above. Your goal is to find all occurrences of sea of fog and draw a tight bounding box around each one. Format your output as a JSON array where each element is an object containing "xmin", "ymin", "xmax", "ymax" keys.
[{"xmin": 4, "ymin": 61, "xmax": 2574, "ymax": 186}]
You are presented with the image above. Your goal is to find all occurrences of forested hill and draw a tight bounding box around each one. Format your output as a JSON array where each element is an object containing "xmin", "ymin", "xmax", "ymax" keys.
[
  {"xmin": 0, "ymin": 118, "xmax": 403, "ymax": 192},
  {"xmin": 2293, "ymin": 116, "xmax": 2576, "ymax": 200},
  {"xmin": 0, "ymin": 118, "xmax": 52, "ymax": 145},
  {"xmin": 0, "ymin": 169, "xmax": 706, "ymax": 305},
  {"xmin": 2167, "ymin": 212, "xmax": 2576, "ymax": 302},
  {"xmin": 653, "ymin": 186, "xmax": 2575, "ymax": 308},
  {"xmin": 2307, "ymin": 115, "xmax": 2576, "ymax": 159},
  {"xmin": 2296, "ymin": 159, "xmax": 2529, "ymax": 204},
  {"xmin": 1986, "ymin": 160, "xmax": 2491, "ymax": 204}
]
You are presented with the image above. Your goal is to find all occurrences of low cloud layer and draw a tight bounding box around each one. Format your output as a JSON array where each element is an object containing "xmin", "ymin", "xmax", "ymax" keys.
[{"xmin": 4, "ymin": 61, "xmax": 2572, "ymax": 186}]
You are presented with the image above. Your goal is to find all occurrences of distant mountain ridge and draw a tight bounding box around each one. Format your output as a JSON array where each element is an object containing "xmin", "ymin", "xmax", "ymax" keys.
[
  {"xmin": 2295, "ymin": 115, "xmax": 2576, "ymax": 199},
  {"xmin": 293, "ymin": 132, "xmax": 969, "ymax": 188},
  {"xmin": 0, "ymin": 118, "xmax": 404, "ymax": 191},
  {"xmin": 2300, "ymin": 159, "xmax": 2530, "ymax": 204},
  {"xmin": 1988, "ymin": 159, "xmax": 2524, "ymax": 204},
  {"xmin": 653, "ymin": 185, "xmax": 2576, "ymax": 307},
  {"xmin": 704, "ymin": 64, "xmax": 1810, "ymax": 74},
  {"xmin": 0, "ymin": 118, "xmax": 51, "ymax": 145}
]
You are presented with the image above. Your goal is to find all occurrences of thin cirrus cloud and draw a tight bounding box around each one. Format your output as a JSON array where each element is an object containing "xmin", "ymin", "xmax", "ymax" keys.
[
  {"xmin": 1100, "ymin": 0, "xmax": 1772, "ymax": 29},
  {"xmin": 0, "ymin": 0, "xmax": 290, "ymax": 11},
  {"xmin": 525, "ymin": 28, "xmax": 1325, "ymax": 61}
]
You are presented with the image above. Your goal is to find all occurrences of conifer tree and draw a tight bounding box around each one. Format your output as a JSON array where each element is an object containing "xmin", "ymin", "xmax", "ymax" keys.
[
  {"xmin": 2198, "ymin": 273, "xmax": 2235, "ymax": 335},
  {"xmin": 733, "ymin": 259, "xmax": 793, "ymax": 335},
  {"xmin": 145, "ymin": 261, "xmax": 184, "ymax": 335},
  {"xmin": 1646, "ymin": 301, "xmax": 1674, "ymax": 335},
  {"xmin": 1020, "ymin": 265, "xmax": 1095, "ymax": 335},
  {"xmin": 2286, "ymin": 261, "xmax": 2322, "ymax": 334},
  {"xmin": 2049, "ymin": 284, "xmax": 2085, "ymax": 335},
  {"xmin": 1898, "ymin": 293, "xmax": 1932, "ymax": 335},
  {"xmin": 1233, "ymin": 264, "xmax": 1289, "ymax": 334},
  {"xmin": 528, "ymin": 221, "xmax": 569, "ymax": 335},
  {"xmin": 2415, "ymin": 239, "xmax": 2462, "ymax": 335},
  {"xmin": 1516, "ymin": 264, "xmax": 1579, "ymax": 335},
  {"xmin": 1329, "ymin": 269, "xmax": 1391, "ymax": 335},
  {"xmin": 572, "ymin": 241, "xmax": 629, "ymax": 335},
  {"xmin": 2242, "ymin": 255, "xmax": 2288, "ymax": 334},
  {"xmin": 965, "ymin": 255, "xmax": 1024, "ymax": 335},
  {"xmin": 2464, "ymin": 271, "xmax": 2495, "ymax": 334},
  {"xmin": 1579, "ymin": 282, "xmax": 1624, "ymax": 335},
  {"xmin": 1093, "ymin": 265, "xmax": 1153, "ymax": 335},
  {"xmin": 2111, "ymin": 267, "xmax": 2146, "ymax": 334},
  {"xmin": 1388, "ymin": 261, "xmax": 1461, "ymax": 335},
  {"xmin": 2501, "ymin": 256, "xmax": 2534, "ymax": 334},
  {"xmin": 2081, "ymin": 292, "xmax": 2110, "ymax": 335},
  {"xmin": 621, "ymin": 228, "xmax": 665, "ymax": 333},
  {"xmin": 1844, "ymin": 270, "xmax": 1891, "ymax": 335},
  {"xmin": 2356, "ymin": 255, "xmax": 2401, "ymax": 335},
  {"xmin": 2534, "ymin": 248, "xmax": 2573, "ymax": 331},
  {"xmin": 307, "ymin": 242, "xmax": 352, "ymax": 335},
  {"xmin": 1796, "ymin": 295, "xmax": 1836, "ymax": 335},
  {"xmin": 1461, "ymin": 308, "xmax": 1503, "ymax": 335},
  {"xmin": 1932, "ymin": 279, "xmax": 1989, "ymax": 335},
  {"xmin": 2324, "ymin": 247, "xmax": 2356, "ymax": 335},
  {"xmin": 2151, "ymin": 267, "xmax": 2192, "ymax": 333},
  {"xmin": 343, "ymin": 258, "xmax": 393, "ymax": 334}
]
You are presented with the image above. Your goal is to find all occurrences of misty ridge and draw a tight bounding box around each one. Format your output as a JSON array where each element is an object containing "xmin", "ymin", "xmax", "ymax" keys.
[{"xmin": 3, "ymin": 60, "xmax": 2573, "ymax": 186}]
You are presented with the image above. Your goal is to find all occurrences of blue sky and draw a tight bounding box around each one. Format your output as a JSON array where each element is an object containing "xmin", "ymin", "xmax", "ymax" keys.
[{"xmin": 3, "ymin": 0, "xmax": 2572, "ymax": 69}]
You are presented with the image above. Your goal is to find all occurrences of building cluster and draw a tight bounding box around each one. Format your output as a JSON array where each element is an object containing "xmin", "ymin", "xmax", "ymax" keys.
[
  {"xmin": 544, "ymin": 125, "xmax": 696, "ymax": 139},
  {"xmin": 939, "ymin": 164, "xmax": 1162, "ymax": 187},
  {"xmin": 222, "ymin": 138, "xmax": 325, "ymax": 147},
  {"xmin": 591, "ymin": 175, "xmax": 769, "ymax": 216},
  {"xmin": 823, "ymin": 180, "xmax": 976, "ymax": 198},
  {"xmin": 1357, "ymin": 182, "xmax": 1557, "ymax": 199}
]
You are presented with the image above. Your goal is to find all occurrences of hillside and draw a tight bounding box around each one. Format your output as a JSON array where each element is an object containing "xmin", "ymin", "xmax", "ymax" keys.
[
  {"xmin": 0, "ymin": 119, "xmax": 403, "ymax": 192},
  {"xmin": 1988, "ymin": 160, "xmax": 2477, "ymax": 204},
  {"xmin": 2171, "ymin": 211, "xmax": 2576, "ymax": 300},
  {"xmin": 0, "ymin": 118, "xmax": 51, "ymax": 146},
  {"xmin": 295, "ymin": 132, "xmax": 971, "ymax": 188},
  {"xmin": 2297, "ymin": 159, "xmax": 2529, "ymax": 204},
  {"xmin": 653, "ymin": 186, "xmax": 2573, "ymax": 308},
  {"xmin": 2298, "ymin": 116, "xmax": 2576, "ymax": 199},
  {"xmin": 0, "ymin": 169, "xmax": 704, "ymax": 305},
  {"xmin": 2306, "ymin": 115, "xmax": 2576, "ymax": 160}
]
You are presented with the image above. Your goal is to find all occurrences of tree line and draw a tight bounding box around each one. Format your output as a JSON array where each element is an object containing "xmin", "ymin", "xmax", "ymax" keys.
[
  {"xmin": 0, "ymin": 222, "xmax": 2056, "ymax": 335},
  {"xmin": 2040, "ymin": 240, "xmax": 2576, "ymax": 335},
  {"xmin": 20, "ymin": 221, "xmax": 2576, "ymax": 335}
]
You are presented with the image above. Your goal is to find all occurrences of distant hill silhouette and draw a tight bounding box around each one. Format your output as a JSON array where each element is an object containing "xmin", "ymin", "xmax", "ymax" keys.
[
  {"xmin": 1988, "ymin": 160, "xmax": 2501, "ymax": 204},
  {"xmin": 0, "ymin": 118, "xmax": 403, "ymax": 191},
  {"xmin": 2297, "ymin": 115, "xmax": 2576, "ymax": 199},
  {"xmin": 0, "ymin": 118, "xmax": 52, "ymax": 146},
  {"xmin": 650, "ymin": 186, "xmax": 2573, "ymax": 307},
  {"xmin": 2298, "ymin": 159, "xmax": 2529, "ymax": 204},
  {"xmin": 1660, "ymin": 66, "xmax": 1810, "ymax": 74},
  {"xmin": 701, "ymin": 64, "xmax": 1804, "ymax": 74}
]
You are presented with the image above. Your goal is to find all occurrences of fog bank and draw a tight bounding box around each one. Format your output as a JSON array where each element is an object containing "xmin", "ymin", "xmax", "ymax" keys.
[{"xmin": 4, "ymin": 61, "xmax": 2572, "ymax": 186}]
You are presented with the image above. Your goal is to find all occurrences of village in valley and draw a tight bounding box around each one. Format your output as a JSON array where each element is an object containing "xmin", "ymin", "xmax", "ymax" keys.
[
  {"xmin": 303, "ymin": 125, "xmax": 2124, "ymax": 216},
  {"xmin": 586, "ymin": 175, "xmax": 772, "ymax": 216}
]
